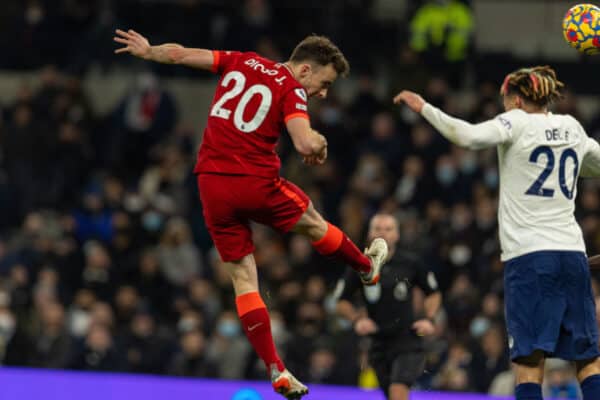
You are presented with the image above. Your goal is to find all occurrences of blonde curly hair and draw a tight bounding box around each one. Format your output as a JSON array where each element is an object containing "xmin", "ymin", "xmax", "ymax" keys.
[{"xmin": 500, "ymin": 65, "xmax": 564, "ymax": 106}]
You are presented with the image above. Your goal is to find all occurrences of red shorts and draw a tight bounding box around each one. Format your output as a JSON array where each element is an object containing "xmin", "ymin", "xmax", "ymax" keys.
[{"xmin": 197, "ymin": 174, "xmax": 310, "ymax": 262}]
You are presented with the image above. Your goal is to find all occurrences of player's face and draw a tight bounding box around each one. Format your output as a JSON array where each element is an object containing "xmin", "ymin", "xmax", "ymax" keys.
[
  {"xmin": 368, "ymin": 215, "xmax": 399, "ymax": 254},
  {"xmin": 298, "ymin": 63, "xmax": 338, "ymax": 99}
]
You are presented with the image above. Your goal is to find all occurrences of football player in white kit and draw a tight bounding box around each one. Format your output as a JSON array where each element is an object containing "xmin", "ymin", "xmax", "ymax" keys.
[{"xmin": 394, "ymin": 66, "xmax": 600, "ymax": 400}]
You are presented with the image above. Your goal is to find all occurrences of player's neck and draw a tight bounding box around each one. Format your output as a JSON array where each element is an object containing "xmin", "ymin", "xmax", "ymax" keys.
[
  {"xmin": 282, "ymin": 62, "xmax": 297, "ymax": 79},
  {"xmin": 520, "ymin": 102, "xmax": 547, "ymax": 114},
  {"xmin": 522, "ymin": 106, "xmax": 547, "ymax": 114}
]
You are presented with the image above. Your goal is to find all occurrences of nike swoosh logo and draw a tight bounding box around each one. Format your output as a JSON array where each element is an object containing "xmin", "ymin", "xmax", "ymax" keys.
[{"xmin": 248, "ymin": 323, "xmax": 263, "ymax": 331}]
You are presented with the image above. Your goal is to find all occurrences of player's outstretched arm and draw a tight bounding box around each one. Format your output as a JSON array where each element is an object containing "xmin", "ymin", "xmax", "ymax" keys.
[
  {"xmin": 114, "ymin": 29, "xmax": 214, "ymax": 70},
  {"xmin": 393, "ymin": 90, "xmax": 510, "ymax": 150},
  {"xmin": 580, "ymin": 137, "xmax": 600, "ymax": 178}
]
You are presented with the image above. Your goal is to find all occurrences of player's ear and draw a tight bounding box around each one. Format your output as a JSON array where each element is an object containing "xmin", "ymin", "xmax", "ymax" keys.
[{"xmin": 298, "ymin": 63, "xmax": 312, "ymax": 78}]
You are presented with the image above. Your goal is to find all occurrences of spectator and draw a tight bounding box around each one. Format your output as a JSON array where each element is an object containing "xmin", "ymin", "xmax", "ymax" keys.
[
  {"xmin": 432, "ymin": 340, "xmax": 473, "ymax": 392},
  {"xmin": 167, "ymin": 330, "xmax": 217, "ymax": 377},
  {"xmin": 0, "ymin": 290, "xmax": 16, "ymax": 363},
  {"xmin": 307, "ymin": 342, "xmax": 344, "ymax": 384},
  {"xmin": 108, "ymin": 72, "xmax": 176, "ymax": 180},
  {"xmin": 113, "ymin": 286, "xmax": 141, "ymax": 334},
  {"xmin": 206, "ymin": 311, "xmax": 252, "ymax": 379},
  {"xmin": 544, "ymin": 359, "xmax": 580, "ymax": 399},
  {"xmin": 120, "ymin": 311, "xmax": 170, "ymax": 374},
  {"xmin": 66, "ymin": 289, "xmax": 96, "ymax": 338},
  {"xmin": 187, "ymin": 278, "xmax": 222, "ymax": 332},
  {"xmin": 362, "ymin": 111, "xmax": 405, "ymax": 172},
  {"xmin": 29, "ymin": 301, "xmax": 72, "ymax": 368},
  {"xmin": 69, "ymin": 323, "xmax": 123, "ymax": 371},
  {"xmin": 73, "ymin": 190, "xmax": 114, "ymax": 244},
  {"xmin": 131, "ymin": 249, "xmax": 174, "ymax": 320},
  {"xmin": 469, "ymin": 325, "xmax": 510, "ymax": 393},
  {"xmin": 157, "ymin": 217, "xmax": 203, "ymax": 287},
  {"xmin": 488, "ymin": 367, "xmax": 515, "ymax": 396},
  {"xmin": 285, "ymin": 302, "xmax": 328, "ymax": 381},
  {"xmin": 3, "ymin": 103, "xmax": 42, "ymax": 217},
  {"xmin": 81, "ymin": 241, "xmax": 114, "ymax": 301},
  {"xmin": 409, "ymin": 0, "xmax": 474, "ymax": 86}
]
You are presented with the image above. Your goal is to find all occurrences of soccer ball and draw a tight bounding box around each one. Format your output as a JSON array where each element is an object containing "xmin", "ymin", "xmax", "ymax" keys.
[{"xmin": 562, "ymin": 4, "xmax": 600, "ymax": 55}]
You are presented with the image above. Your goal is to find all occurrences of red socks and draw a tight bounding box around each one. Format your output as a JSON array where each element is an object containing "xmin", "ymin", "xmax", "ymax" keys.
[
  {"xmin": 234, "ymin": 224, "xmax": 370, "ymax": 375},
  {"xmin": 311, "ymin": 222, "xmax": 371, "ymax": 273},
  {"xmin": 236, "ymin": 291, "xmax": 285, "ymax": 373}
]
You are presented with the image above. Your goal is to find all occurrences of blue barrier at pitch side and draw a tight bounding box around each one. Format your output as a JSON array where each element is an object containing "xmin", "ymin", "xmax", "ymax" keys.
[{"xmin": 0, "ymin": 367, "xmax": 515, "ymax": 399}]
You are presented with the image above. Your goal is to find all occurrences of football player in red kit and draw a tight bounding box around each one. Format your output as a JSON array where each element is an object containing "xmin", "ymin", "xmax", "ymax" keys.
[{"xmin": 114, "ymin": 29, "xmax": 388, "ymax": 399}]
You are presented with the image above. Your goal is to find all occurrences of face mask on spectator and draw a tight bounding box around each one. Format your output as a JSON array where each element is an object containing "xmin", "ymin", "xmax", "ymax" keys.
[
  {"xmin": 217, "ymin": 320, "xmax": 240, "ymax": 338},
  {"xmin": 470, "ymin": 316, "xmax": 491, "ymax": 338},
  {"xmin": 360, "ymin": 162, "xmax": 378, "ymax": 180},
  {"xmin": 449, "ymin": 244, "xmax": 471, "ymax": 266},
  {"xmin": 395, "ymin": 177, "xmax": 416, "ymax": 204},
  {"xmin": 123, "ymin": 193, "xmax": 146, "ymax": 213},
  {"xmin": 336, "ymin": 317, "xmax": 352, "ymax": 331},
  {"xmin": 484, "ymin": 169, "xmax": 499, "ymax": 188},
  {"xmin": 69, "ymin": 310, "xmax": 91, "ymax": 337},
  {"xmin": 142, "ymin": 211, "xmax": 163, "ymax": 232},
  {"xmin": 436, "ymin": 165, "xmax": 457, "ymax": 185},
  {"xmin": 177, "ymin": 318, "xmax": 198, "ymax": 333},
  {"xmin": 460, "ymin": 155, "xmax": 478, "ymax": 174}
]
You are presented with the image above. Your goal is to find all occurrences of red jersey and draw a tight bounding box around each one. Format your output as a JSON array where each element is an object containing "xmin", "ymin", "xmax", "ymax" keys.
[{"xmin": 194, "ymin": 51, "xmax": 309, "ymax": 178}]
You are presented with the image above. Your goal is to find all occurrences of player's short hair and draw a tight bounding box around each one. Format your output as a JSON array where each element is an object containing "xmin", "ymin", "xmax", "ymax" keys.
[
  {"xmin": 289, "ymin": 35, "xmax": 350, "ymax": 77},
  {"xmin": 500, "ymin": 65, "xmax": 564, "ymax": 107}
]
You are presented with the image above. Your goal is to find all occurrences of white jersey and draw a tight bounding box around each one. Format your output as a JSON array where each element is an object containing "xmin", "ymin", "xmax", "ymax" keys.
[{"xmin": 421, "ymin": 104, "xmax": 600, "ymax": 261}]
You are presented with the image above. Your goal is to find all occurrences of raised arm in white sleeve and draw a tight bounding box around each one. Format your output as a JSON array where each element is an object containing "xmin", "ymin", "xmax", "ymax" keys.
[
  {"xmin": 580, "ymin": 137, "xmax": 600, "ymax": 178},
  {"xmin": 420, "ymin": 103, "xmax": 513, "ymax": 150}
]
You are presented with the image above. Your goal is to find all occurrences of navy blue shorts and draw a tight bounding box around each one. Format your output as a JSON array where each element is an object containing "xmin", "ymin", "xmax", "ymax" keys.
[{"xmin": 504, "ymin": 250, "xmax": 600, "ymax": 361}]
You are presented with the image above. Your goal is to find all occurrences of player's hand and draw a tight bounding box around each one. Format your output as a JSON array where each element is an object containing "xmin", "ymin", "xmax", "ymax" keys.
[
  {"xmin": 393, "ymin": 90, "xmax": 426, "ymax": 114},
  {"xmin": 315, "ymin": 145, "xmax": 327, "ymax": 164},
  {"xmin": 114, "ymin": 29, "xmax": 152, "ymax": 59},
  {"xmin": 412, "ymin": 319, "xmax": 435, "ymax": 337},
  {"xmin": 302, "ymin": 155, "xmax": 319, "ymax": 165},
  {"xmin": 302, "ymin": 145, "xmax": 327, "ymax": 166},
  {"xmin": 354, "ymin": 317, "xmax": 378, "ymax": 336}
]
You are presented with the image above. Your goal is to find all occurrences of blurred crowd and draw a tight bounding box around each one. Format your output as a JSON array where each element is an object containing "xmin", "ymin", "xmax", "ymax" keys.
[
  {"xmin": 1, "ymin": 0, "xmax": 600, "ymax": 399},
  {"xmin": 0, "ymin": 0, "xmax": 482, "ymax": 88},
  {"xmin": 0, "ymin": 0, "xmax": 398, "ymax": 76}
]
